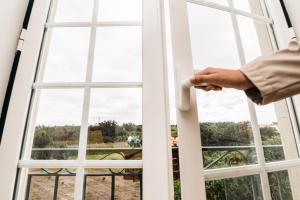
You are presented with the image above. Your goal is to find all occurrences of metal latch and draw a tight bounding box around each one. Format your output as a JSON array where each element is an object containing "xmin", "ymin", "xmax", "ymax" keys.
[{"xmin": 17, "ymin": 28, "xmax": 27, "ymax": 51}]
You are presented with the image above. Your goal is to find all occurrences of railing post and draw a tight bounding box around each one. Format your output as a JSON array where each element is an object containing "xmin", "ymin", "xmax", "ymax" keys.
[
  {"xmin": 82, "ymin": 175, "xmax": 87, "ymax": 200},
  {"xmin": 140, "ymin": 173, "xmax": 143, "ymax": 200},
  {"xmin": 53, "ymin": 175, "xmax": 59, "ymax": 200},
  {"xmin": 111, "ymin": 174, "xmax": 115, "ymax": 200}
]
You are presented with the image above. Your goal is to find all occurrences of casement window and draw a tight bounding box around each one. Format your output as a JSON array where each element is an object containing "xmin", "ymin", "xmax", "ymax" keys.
[
  {"xmin": 168, "ymin": 0, "xmax": 300, "ymax": 199},
  {"xmin": 0, "ymin": 0, "xmax": 300, "ymax": 200},
  {"xmin": 0, "ymin": 0, "xmax": 173, "ymax": 199}
]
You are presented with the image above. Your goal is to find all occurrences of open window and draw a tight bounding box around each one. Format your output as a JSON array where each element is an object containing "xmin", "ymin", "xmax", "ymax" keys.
[
  {"xmin": 168, "ymin": 0, "xmax": 300, "ymax": 199},
  {"xmin": 1, "ymin": 0, "xmax": 300, "ymax": 200},
  {"xmin": 0, "ymin": 0, "xmax": 173, "ymax": 199}
]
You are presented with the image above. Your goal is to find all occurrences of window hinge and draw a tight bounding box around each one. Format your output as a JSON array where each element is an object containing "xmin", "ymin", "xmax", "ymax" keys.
[{"xmin": 17, "ymin": 28, "xmax": 27, "ymax": 51}]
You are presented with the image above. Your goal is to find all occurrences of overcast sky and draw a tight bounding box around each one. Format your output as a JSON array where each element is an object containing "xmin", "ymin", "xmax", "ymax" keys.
[{"xmin": 35, "ymin": 0, "xmax": 277, "ymax": 127}]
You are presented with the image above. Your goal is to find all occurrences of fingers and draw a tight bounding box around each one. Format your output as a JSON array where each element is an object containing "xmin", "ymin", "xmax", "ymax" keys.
[
  {"xmin": 198, "ymin": 67, "xmax": 218, "ymax": 75},
  {"xmin": 195, "ymin": 85, "xmax": 222, "ymax": 91},
  {"xmin": 190, "ymin": 74, "xmax": 216, "ymax": 85},
  {"xmin": 191, "ymin": 67, "xmax": 219, "ymax": 85}
]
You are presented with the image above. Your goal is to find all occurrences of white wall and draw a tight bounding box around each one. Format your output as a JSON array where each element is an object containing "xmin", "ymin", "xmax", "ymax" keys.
[{"xmin": 0, "ymin": 0, "xmax": 29, "ymax": 116}]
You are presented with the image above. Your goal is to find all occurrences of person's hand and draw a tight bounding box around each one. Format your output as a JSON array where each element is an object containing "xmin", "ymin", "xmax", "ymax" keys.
[{"xmin": 190, "ymin": 67, "xmax": 254, "ymax": 91}]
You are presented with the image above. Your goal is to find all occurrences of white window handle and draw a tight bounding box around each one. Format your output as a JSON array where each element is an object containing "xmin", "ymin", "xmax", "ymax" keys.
[
  {"xmin": 178, "ymin": 79, "xmax": 193, "ymax": 111},
  {"xmin": 175, "ymin": 63, "xmax": 195, "ymax": 112},
  {"xmin": 176, "ymin": 65, "xmax": 208, "ymax": 111}
]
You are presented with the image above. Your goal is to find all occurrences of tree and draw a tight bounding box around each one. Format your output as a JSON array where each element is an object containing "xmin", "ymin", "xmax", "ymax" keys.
[{"xmin": 33, "ymin": 130, "xmax": 53, "ymax": 148}]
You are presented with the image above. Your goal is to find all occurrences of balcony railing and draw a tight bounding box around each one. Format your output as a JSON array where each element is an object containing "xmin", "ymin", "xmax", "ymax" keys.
[{"xmin": 25, "ymin": 145, "xmax": 287, "ymax": 199}]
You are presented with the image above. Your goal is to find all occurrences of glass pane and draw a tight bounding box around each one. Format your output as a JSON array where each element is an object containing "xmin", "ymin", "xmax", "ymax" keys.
[
  {"xmin": 57, "ymin": 176, "xmax": 76, "ymax": 199},
  {"xmin": 98, "ymin": 0, "xmax": 142, "ymax": 21},
  {"xmin": 85, "ymin": 168, "xmax": 142, "ymax": 200},
  {"xmin": 256, "ymin": 104, "xmax": 285, "ymax": 162},
  {"xmin": 87, "ymin": 88, "xmax": 142, "ymax": 160},
  {"xmin": 41, "ymin": 28, "xmax": 90, "ymax": 82},
  {"xmin": 233, "ymin": 0, "xmax": 251, "ymax": 12},
  {"xmin": 198, "ymin": 90, "xmax": 257, "ymax": 169},
  {"xmin": 205, "ymin": 175, "xmax": 263, "ymax": 200},
  {"xmin": 187, "ymin": 4, "xmax": 240, "ymax": 69},
  {"xmin": 233, "ymin": 0, "xmax": 264, "ymax": 15},
  {"xmin": 268, "ymin": 170, "xmax": 293, "ymax": 200},
  {"xmin": 207, "ymin": 0, "xmax": 228, "ymax": 5},
  {"xmin": 237, "ymin": 16, "xmax": 263, "ymax": 63},
  {"xmin": 53, "ymin": 0, "xmax": 93, "ymax": 22},
  {"xmin": 31, "ymin": 89, "xmax": 84, "ymax": 160},
  {"xmin": 26, "ymin": 168, "xmax": 76, "ymax": 200},
  {"xmin": 92, "ymin": 27, "xmax": 142, "ymax": 82}
]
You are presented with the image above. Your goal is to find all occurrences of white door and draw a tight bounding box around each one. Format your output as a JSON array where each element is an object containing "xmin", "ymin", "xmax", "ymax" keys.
[
  {"xmin": 0, "ymin": 0, "xmax": 174, "ymax": 199},
  {"xmin": 168, "ymin": 0, "xmax": 300, "ymax": 199}
]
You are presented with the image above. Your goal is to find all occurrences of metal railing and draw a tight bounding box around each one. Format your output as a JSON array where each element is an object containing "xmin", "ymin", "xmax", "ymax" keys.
[
  {"xmin": 25, "ymin": 169, "xmax": 143, "ymax": 200},
  {"xmin": 25, "ymin": 146, "xmax": 287, "ymax": 199}
]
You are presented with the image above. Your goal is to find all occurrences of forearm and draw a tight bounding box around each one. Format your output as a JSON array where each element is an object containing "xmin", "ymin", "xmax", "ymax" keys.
[{"xmin": 240, "ymin": 41, "xmax": 300, "ymax": 105}]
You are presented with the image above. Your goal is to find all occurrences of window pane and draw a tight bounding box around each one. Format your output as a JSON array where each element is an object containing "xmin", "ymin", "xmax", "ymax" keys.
[
  {"xmin": 53, "ymin": 0, "xmax": 93, "ymax": 22},
  {"xmin": 233, "ymin": 0, "xmax": 263, "ymax": 15},
  {"xmin": 197, "ymin": 90, "xmax": 257, "ymax": 169},
  {"xmin": 207, "ymin": 0, "xmax": 228, "ymax": 5},
  {"xmin": 256, "ymin": 104, "xmax": 285, "ymax": 162},
  {"xmin": 92, "ymin": 27, "xmax": 142, "ymax": 82},
  {"xmin": 26, "ymin": 168, "xmax": 76, "ymax": 200},
  {"xmin": 41, "ymin": 28, "xmax": 90, "ymax": 82},
  {"xmin": 205, "ymin": 175, "xmax": 263, "ymax": 200},
  {"xmin": 98, "ymin": 0, "xmax": 142, "ymax": 21},
  {"xmin": 187, "ymin": 4, "xmax": 240, "ymax": 69},
  {"xmin": 31, "ymin": 89, "xmax": 84, "ymax": 160},
  {"xmin": 85, "ymin": 168, "xmax": 142, "ymax": 200},
  {"xmin": 237, "ymin": 16, "xmax": 263, "ymax": 63},
  {"xmin": 233, "ymin": 0, "xmax": 251, "ymax": 12},
  {"xmin": 87, "ymin": 88, "xmax": 142, "ymax": 160},
  {"xmin": 268, "ymin": 170, "xmax": 293, "ymax": 200}
]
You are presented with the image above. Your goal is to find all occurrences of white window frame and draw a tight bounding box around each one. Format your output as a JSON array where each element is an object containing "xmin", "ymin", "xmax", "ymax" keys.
[
  {"xmin": 0, "ymin": 0, "xmax": 174, "ymax": 199},
  {"xmin": 168, "ymin": 0, "xmax": 300, "ymax": 199}
]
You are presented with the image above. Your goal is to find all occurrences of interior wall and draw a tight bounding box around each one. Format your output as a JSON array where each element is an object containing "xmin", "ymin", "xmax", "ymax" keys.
[{"xmin": 0, "ymin": 0, "xmax": 29, "ymax": 116}]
